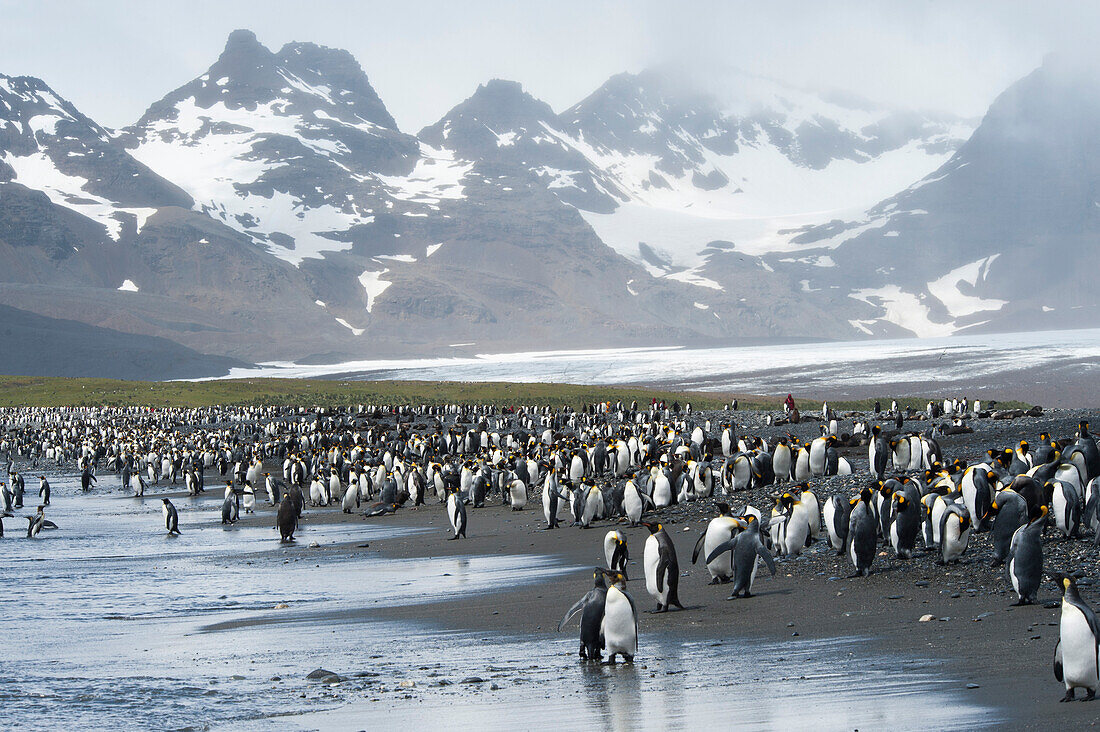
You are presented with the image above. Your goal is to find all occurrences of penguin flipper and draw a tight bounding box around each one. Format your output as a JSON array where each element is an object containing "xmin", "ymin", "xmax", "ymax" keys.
[
  {"xmin": 705, "ymin": 539, "xmax": 737, "ymax": 566},
  {"xmin": 757, "ymin": 544, "xmax": 778, "ymax": 576},
  {"xmin": 691, "ymin": 532, "xmax": 706, "ymax": 564},
  {"xmin": 557, "ymin": 593, "xmax": 591, "ymax": 632},
  {"xmin": 656, "ymin": 556, "xmax": 668, "ymax": 594},
  {"xmin": 1054, "ymin": 638, "xmax": 1064, "ymax": 682}
]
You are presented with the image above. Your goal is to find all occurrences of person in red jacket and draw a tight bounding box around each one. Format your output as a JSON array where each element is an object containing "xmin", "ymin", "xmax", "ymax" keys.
[{"xmin": 784, "ymin": 394, "xmax": 795, "ymax": 413}]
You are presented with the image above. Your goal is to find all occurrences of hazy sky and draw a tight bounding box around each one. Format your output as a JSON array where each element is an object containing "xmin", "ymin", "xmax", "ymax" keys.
[{"xmin": 0, "ymin": 1, "xmax": 1091, "ymax": 132}]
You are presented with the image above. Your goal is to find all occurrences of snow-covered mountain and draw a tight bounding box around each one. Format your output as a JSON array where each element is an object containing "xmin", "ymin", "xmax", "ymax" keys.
[
  {"xmin": 0, "ymin": 31, "xmax": 1095, "ymax": 374},
  {"xmin": 0, "ymin": 63, "xmax": 348, "ymax": 362},
  {"xmin": 424, "ymin": 69, "xmax": 974, "ymax": 293},
  {"xmin": 778, "ymin": 55, "xmax": 1100, "ymax": 337}
]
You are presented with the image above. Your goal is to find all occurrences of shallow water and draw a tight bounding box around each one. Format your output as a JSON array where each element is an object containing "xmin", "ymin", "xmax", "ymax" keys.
[
  {"xmin": 285, "ymin": 632, "xmax": 999, "ymax": 732},
  {"xmin": 0, "ymin": 468, "xmax": 577, "ymax": 730},
  {"xmin": 1, "ymin": 466, "xmax": 1001, "ymax": 730}
]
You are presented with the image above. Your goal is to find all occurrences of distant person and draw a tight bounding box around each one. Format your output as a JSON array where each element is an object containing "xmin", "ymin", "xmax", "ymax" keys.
[{"xmin": 784, "ymin": 394, "xmax": 795, "ymax": 414}]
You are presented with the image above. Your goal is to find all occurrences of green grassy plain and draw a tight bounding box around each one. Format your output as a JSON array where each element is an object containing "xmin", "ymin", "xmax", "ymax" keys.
[{"xmin": 0, "ymin": 375, "xmax": 1029, "ymax": 412}]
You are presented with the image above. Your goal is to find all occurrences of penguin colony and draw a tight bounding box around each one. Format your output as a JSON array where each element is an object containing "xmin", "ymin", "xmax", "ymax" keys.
[{"xmin": 2, "ymin": 399, "xmax": 1099, "ymax": 701}]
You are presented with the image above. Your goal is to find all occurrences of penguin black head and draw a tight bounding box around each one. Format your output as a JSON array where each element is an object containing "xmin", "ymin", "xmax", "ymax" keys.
[
  {"xmin": 641, "ymin": 521, "xmax": 661, "ymax": 535},
  {"xmin": 1051, "ymin": 572, "xmax": 1079, "ymax": 597},
  {"xmin": 715, "ymin": 502, "xmax": 731, "ymax": 516}
]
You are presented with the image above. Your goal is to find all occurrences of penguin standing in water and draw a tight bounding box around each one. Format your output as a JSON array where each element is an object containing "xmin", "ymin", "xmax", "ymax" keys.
[
  {"xmin": 276, "ymin": 493, "xmax": 297, "ymax": 542},
  {"xmin": 81, "ymin": 467, "xmax": 96, "ymax": 493},
  {"xmin": 642, "ymin": 522, "xmax": 683, "ymax": 613},
  {"xmin": 601, "ymin": 570, "xmax": 638, "ymax": 664},
  {"xmin": 1008, "ymin": 505, "xmax": 1047, "ymax": 605},
  {"xmin": 847, "ymin": 487, "xmax": 877, "ymax": 577},
  {"xmin": 1052, "ymin": 573, "xmax": 1100, "ymax": 701},
  {"xmin": 446, "ymin": 486, "xmax": 467, "ymax": 539},
  {"xmin": 38, "ymin": 477, "xmax": 50, "ymax": 506},
  {"xmin": 26, "ymin": 511, "xmax": 44, "ymax": 538},
  {"xmin": 221, "ymin": 486, "xmax": 239, "ymax": 525},
  {"xmin": 161, "ymin": 498, "xmax": 180, "ymax": 535},
  {"xmin": 557, "ymin": 568, "xmax": 609, "ymax": 661},
  {"xmin": 604, "ymin": 529, "xmax": 629, "ymax": 578}
]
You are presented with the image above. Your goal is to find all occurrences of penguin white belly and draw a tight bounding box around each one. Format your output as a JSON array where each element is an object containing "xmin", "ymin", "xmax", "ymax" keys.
[
  {"xmin": 823, "ymin": 500, "xmax": 842, "ymax": 549},
  {"xmin": 772, "ymin": 447, "xmax": 791, "ymax": 483},
  {"xmin": 1053, "ymin": 488, "xmax": 1070, "ymax": 535},
  {"xmin": 601, "ymin": 587, "xmax": 637, "ymax": 658},
  {"xmin": 603, "ymin": 532, "xmax": 621, "ymax": 569},
  {"xmin": 509, "ymin": 480, "xmax": 527, "ymax": 510},
  {"xmin": 652, "ymin": 476, "xmax": 672, "ymax": 508},
  {"xmin": 783, "ymin": 514, "xmax": 809, "ymax": 556},
  {"xmin": 801, "ymin": 494, "xmax": 821, "ymax": 538},
  {"xmin": 1009, "ymin": 558, "xmax": 1021, "ymax": 596},
  {"xmin": 794, "ymin": 451, "xmax": 811, "ymax": 481},
  {"xmin": 942, "ymin": 518, "xmax": 969, "ymax": 561},
  {"xmin": 643, "ymin": 537, "xmax": 667, "ymax": 604},
  {"xmin": 704, "ymin": 520, "xmax": 738, "ymax": 579},
  {"xmin": 447, "ymin": 494, "xmax": 462, "ymax": 532},
  {"xmin": 907, "ymin": 437, "xmax": 923, "ymax": 471},
  {"xmin": 569, "ymin": 456, "xmax": 585, "ymax": 482},
  {"xmin": 808, "ymin": 440, "xmax": 826, "ymax": 476},
  {"xmin": 930, "ymin": 502, "xmax": 947, "ymax": 544},
  {"xmin": 624, "ymin": 486, "xmax": 642, "ymax": 524},
  {"xmin": 1061, "ymin": 603, "xmax": 1099, "ymax": 690}
]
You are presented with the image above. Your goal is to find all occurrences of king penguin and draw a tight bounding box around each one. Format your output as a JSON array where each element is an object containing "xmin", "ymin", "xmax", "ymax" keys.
[
  {"xmin": 446, "ymin": 486, "xmax": 467, "ymax": 539},
  {"xmin": 847, "ymin": 486, "xmax": 877, "ymax": 577},
  {"xmin": 276, "ymin": 493, "xmax": 297, "ymax": 542},
  {"xmin": 161, "ymin": 498, "xmax": 180, "ymax": 535},
  {"xmin": 1008, "ymin": 504, "xmax": 1046, "ymax": 605},
  {"xmin": 642, "ymin": 522, "xmax": 683, "ymax": 612},
  {"xmin": 706, "ymin": 514, "xmax": 776, "ymax": 599},
  {"xmin": 1053, "ymin": 573, "xmax": 1100, "ymax": 702},
  {"xmin": 604, "ymin": 529, "xmax": 629, "ymax": 579},
  {"xmin": 691, "ymin": 502, "xmax": 744, "ymax": 584},
  {"xmin": 557, "ymin": 568, "xmax": 609, "ymax": 661},
  {"xmin": 601, "ymin": 570, "xmax": 638, "ymax": 664}
]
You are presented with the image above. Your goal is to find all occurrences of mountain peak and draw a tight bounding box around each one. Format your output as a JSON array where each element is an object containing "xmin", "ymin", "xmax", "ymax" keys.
[{"xmin": 222, "ymin": 29, "xmax": 268, "ymax": 59}]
